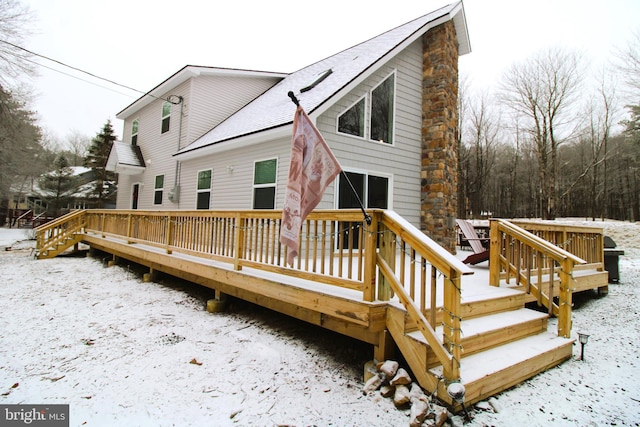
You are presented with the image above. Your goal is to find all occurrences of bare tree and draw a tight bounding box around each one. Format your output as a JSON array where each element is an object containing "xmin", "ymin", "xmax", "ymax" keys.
[
  {"xmin": 0, "ymin": 0, "xmax": 36, "ymax": 85},
  {"xmin": 500, "ymin": 48, "xmax": 584, "ymax": 219},
  {"xmin": 464, "ymin": 91, "xmax": 499, "ymax": 217},
  {"xmin": 65, "ymin": 129, "xmax": 91, "ymax": 166},
  {"xmin": 615, "ymin": 29, "xmax": 640, "ymax": 96}
]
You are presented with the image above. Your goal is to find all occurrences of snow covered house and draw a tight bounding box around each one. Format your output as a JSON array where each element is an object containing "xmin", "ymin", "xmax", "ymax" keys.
[{"xmin": 107, "ymin": 2, "xmax": 470, "ymax": 251}]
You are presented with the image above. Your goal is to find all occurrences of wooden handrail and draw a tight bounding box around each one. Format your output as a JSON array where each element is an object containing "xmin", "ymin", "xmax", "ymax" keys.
[
  {"xmin": 378, "ymin": 211, "xmax": 473, "ymax": 381},
  {"xmin": 489, "ymin": 219, "xmax": 588, "ymax": 337}
]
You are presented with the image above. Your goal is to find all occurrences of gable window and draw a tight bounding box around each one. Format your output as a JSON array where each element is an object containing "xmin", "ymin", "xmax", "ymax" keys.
[
  {"xmin": 253, "ymin": 158, "xmax": 277, "ymax": 209},
  {"xmin": 338, "ymin": 97, "xmax": 365, "ymax": 138},
  {"xmin": 131, "ymin": 119, "xmax": 139, "ymax": 145},
  {"xmin": 154, "ymin": 175, "xmax": 164, "ymax": 205},
  {"xmin": 196, "ymin": 169, "xmax": 212, "ymax": 210},
  {"xmin": 370, "ymin": 73, "xmax": 395, "ymax": 144},
  {"xmin": 161, "ymin": 101, "xmax": 171, "ymax": 134}
]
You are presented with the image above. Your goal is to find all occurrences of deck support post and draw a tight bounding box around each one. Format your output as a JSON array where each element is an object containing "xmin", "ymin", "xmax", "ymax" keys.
[
  {"xmin": 126, "ymin": 213, "xmax": 133, "ymax": 244},
  {"xmin": 442, "ymin": 272, "xmax": 462, "ymax": 380},
  {"xmin": 489, "ymin": 220, "xmax": 500, "ymax": 286},
  {"xmin": 107, "ymin": 254, "xmax": 118, "ymax": 267},
  {"xmin": 363, "ymin": 212, "xmax": 378, "ymax": 302},
  {"xmin": 234, "ymin": 214, "xmax": 245, "ymax": 271},
  {"xmin": 165, "ymin": 214, "xmax": 173, "ymax": 254},
  {"xmin": 143, "ymin": 268, "xmax": 157, "ymax": 283},
  {"xmin": 378, "ymin": 222, "xmax": 395, "ymax": 301},
  {"xmin": 373, "ymin": 329, "xmax": 394, "ymax": 362},
  {"xmin": 557, "ymin": 259, "xmax": 574, "ymax": 338}
]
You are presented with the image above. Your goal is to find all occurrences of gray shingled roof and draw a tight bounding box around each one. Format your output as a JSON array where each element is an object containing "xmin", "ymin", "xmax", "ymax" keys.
[{"xmin": 176, "ymin": 2, "xmax": 468, "ymax": 157}]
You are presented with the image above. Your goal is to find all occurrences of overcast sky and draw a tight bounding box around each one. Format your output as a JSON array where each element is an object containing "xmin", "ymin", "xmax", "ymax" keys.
[{"xmin": 19, "ymin": 0, "xmax": 640, "ymax": 144}]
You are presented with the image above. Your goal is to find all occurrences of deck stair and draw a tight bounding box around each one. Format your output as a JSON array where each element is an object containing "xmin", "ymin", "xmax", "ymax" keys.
[
  {"xmin": 35, "ymin": 210, "xmax": 86, "ymax": 259},
  {"xmin": 387, "ymin": 289, "xmax": 574, "ymax": 408}
]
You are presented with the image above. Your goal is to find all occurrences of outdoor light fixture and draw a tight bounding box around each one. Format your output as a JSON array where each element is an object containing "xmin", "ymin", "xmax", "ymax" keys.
[
  {"xmin": 578, "ymin": 332, "xmax": 590, "ymax": 361},
  {"xmin": 447, "ymin": 382, "xmax": 470, "ymax": 422}
]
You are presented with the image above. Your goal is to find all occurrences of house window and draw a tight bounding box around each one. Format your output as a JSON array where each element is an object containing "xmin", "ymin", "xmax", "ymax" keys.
[
  {"xmin": 161, "ymin": 101, "xmax": 171, "ymax": 134},
  {"xmin": 196, "ymin": 169, "xmax": 212, "ymax": 210},
  {"xmin": 337, "ymin": 171, "xmax": 389, "ymax": 249},
  {"xmin": 131, "ymin": 119, "xmax": 139, "ymax": 145},
  {"xmin": 253, "ymin": 158, "xmax": 277, "ymax": 209},
  {"xmin": 338, "ymin": 97, "xmax": 365, "ymax": 138},
  {"xmin": 370, "ymin": 73, "xmax": 395, "ymax": 144},
  {"xmin": 154, "ymin": 175, "xmax": 164, "ymax": 205},
  {"xmin": 338, "ymin": 171, "xmax": 389, "ymax": 210}
]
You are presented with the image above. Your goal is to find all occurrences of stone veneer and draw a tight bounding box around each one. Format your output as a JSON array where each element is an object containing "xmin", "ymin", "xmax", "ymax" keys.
[{"xmin": 421, "ymin": 21, "xmax": 459, "ymax": 253}]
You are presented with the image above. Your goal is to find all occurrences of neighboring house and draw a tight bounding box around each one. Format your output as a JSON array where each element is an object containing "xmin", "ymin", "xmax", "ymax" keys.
[
  {"xmin": 107, "ymin": 2, "xmax": 470, "ymax": 251},
  {"xmin": 5, "ymin": 166, "xmax": 116, "ymax": 226}
]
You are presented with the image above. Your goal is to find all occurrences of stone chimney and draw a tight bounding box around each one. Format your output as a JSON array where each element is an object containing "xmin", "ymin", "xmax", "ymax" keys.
[{"xmin": 421, "ymin": 20, "xmax": 459, "ymax": 253}]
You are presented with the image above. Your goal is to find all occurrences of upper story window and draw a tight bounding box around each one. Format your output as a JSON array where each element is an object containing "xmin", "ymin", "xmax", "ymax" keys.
[
  {"xmin": 338, "ymin": 97, "xmax": 365, "ymax": 138},
  {"xmin": 161, "ymin": 101, "xmax": 171, "ymax": 134},
  {"xmin": 370, "ymin": 72, "xmax": 395, "ymax": 144},
  {"xmin": 253, "ymin": 158, "xmax": 277, "ymax": 209},
  {"xmin": 196, "ymin": 169, "xmax": 212, "ymax": 210},
  {"xmin": 131, "ymin": 119, "xmax": 139, "ymax": 145},
  {"xmin": 154, "ymin": 174, "xmax": 164, "ymax": 205},
  {"xmin": 336, "ymin": 71, "xmax": 396, "ymax": 145}
]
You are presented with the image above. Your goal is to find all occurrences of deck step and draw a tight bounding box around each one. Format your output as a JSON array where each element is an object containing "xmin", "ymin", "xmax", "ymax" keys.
[
  {"xmin": 430, "ymin": 332, "xmax": 574, "ymax": 405},
  {"xmin": 407, "ymin": 308, "xmax": 549, "ymax": 365}
]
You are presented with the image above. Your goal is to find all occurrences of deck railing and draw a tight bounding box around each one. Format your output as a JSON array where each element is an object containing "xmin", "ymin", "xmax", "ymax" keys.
[
  {"xmin": 35, "ymin": 209, "xmax": 86, "ymax": 256},
  {"xmin": 489, "ymin": 219, "xmax": 588, "ymax": 337},
  {"xmin": 38, "ymin": 208, "xmax": 473, "ymax": 382}
]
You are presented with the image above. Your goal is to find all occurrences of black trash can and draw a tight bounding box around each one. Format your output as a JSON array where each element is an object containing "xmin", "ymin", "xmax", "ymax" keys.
[{"xmin": 604, "ymin": 236, "xmax": 624, "ymax": 284}]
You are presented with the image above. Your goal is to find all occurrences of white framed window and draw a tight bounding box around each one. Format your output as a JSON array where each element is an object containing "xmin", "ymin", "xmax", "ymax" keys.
[
  {"xmin": 161, "ymin": 101, "xmax": 171, "ymax": 134},
  {"xmin": 131, "ymin": 118, "xmax": 139, "ymax": 145},
  {"xmin": 253, "ymin": 158, "xmax": 277, "ymax": 209},
  {"xmin": 370, "ymin": 71, "xmax": 396, "ymax": 144},
  {"xmin": 196, "ymin": 169, "xmax": 212, "ymax": 210},
  {"xmin": 336, "ymin": 71, "xmax": 396, "ymax": 145},
  {"xmin": 154, "ymin": 175, "xmax": 164, "ymax": 205},
  {"xmin": 337, "ymin": 96, "xmax": 366, "ymax": 138},
  {"xmin": 337, "ymin": 171, "xmax": 390, "ymax": 210}
]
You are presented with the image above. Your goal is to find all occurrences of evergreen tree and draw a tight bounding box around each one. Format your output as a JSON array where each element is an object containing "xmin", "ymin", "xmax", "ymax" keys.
[
  {"xmin": 85, "ymin": 120, "xmax": 117, "ymax": 208},
  {"xmin": 37, "ymin": 153, "xmax": 76, "ymax": 216}
]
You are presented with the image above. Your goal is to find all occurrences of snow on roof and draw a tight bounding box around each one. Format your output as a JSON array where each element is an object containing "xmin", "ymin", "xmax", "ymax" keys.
[
  {"xmin": 176, "ymin": 2, "xmax": 469, "ymax": 158},
  {"xmin": 107, "ymin": 141, "xmax": 146, "ymax": 171}
]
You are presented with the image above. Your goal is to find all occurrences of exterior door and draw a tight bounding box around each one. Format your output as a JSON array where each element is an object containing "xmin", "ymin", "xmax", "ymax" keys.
[{"xmin": 131, "ymin": 184, "xmax": 139, "ymax": 209}]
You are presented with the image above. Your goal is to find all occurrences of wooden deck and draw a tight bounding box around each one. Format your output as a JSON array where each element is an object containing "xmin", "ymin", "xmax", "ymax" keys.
[{"xmin": 35, "ymin": 210, "xmax": 609, "ymax": 410}]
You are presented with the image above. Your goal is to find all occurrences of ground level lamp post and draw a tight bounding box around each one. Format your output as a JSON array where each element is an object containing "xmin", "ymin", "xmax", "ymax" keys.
[{"xmin": 578, "ymin": 332, "xmax": 590, "ymax": 361}]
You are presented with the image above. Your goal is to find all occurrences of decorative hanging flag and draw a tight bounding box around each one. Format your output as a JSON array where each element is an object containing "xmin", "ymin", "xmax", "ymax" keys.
[{"xmin": 280, "ymin": 105, "xmax": 342, "ymax": 265}]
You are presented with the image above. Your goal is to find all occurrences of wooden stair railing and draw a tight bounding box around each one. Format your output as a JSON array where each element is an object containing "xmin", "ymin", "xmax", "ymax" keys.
[
  {"xmin": 35, "ymin": 210, "xmax": 86, "ymax": 259},
  {"xmin": 377, "ymin": 211, "xmax": 474, "ymax": 387},
  {"xmin": 489, "ymin": 219, "xmax": 587, "ymax": 338}
]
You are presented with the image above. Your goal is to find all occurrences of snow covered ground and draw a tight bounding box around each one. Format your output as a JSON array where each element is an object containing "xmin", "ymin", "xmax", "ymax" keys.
[{"xmin": 1, "ymin": 219, "xmax": 639, "ymax": 426}]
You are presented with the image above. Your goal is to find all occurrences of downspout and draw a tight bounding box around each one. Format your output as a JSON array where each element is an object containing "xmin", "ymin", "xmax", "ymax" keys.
[{"xmin": 168, "ymin": 95, "xmax": 184, "ymax": 205}]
